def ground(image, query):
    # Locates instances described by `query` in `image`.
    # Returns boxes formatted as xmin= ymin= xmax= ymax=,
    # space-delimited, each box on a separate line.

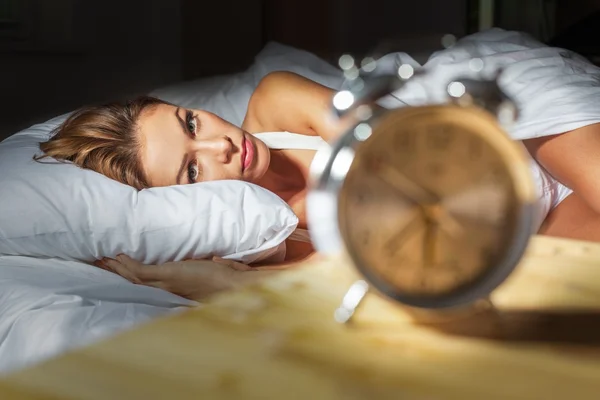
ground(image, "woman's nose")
xmin=194 ymin=136 xmax=233 ymax=163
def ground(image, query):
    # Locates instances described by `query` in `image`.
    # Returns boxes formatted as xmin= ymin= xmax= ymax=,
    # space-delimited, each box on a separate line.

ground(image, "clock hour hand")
xmin=374 ymin=161 xmax=439 ymax=205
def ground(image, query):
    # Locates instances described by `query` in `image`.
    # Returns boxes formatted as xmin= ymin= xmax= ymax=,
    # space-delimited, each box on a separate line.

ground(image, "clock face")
xmin=338 ymin=107 xmax=526 ymax=306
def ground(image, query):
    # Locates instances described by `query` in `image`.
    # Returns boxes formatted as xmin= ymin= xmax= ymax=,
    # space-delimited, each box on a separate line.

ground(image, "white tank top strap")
xmin=253 ymin=131 xmax=329 ymax=151
xmin=288 ymin=228 xmax=312 ymax=243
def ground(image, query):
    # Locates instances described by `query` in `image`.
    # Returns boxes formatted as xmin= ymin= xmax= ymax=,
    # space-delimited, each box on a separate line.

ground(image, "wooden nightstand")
xmin=1 ymin=235 xmax=600 ymax=399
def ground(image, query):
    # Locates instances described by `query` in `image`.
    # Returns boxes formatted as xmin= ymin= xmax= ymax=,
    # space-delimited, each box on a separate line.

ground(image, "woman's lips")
xmin=242 ymin=134 xmax=254 ymax=172
xmin=241 ymin=136 xmax=246 ymax=171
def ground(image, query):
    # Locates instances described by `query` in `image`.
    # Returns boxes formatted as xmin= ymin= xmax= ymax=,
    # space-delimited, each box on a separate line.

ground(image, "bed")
xmin=2 ymin=27 xmax=600 ymax=377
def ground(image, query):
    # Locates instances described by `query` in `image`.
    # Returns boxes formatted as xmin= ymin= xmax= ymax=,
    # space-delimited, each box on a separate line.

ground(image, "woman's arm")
xmin=95 ymin=253 xmax=321 ymax=301
xmin=96 ymin=255 xmax=282 ymax=301
xmin=244 ymin=71 xmax=346 ymax=143
xmin=523 ymin=123 xmax=600 ymax=214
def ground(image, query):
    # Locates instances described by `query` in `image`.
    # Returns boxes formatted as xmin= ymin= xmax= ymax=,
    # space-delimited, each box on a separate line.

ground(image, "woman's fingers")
xmin=101 ymin=257 xmax=143 ymax=284
xmin=93 ymin=260 xmax=107 ymax=271
xmin=92 ymin=254 xmax=288 ymax=300
xmin=212 ymin=257 xmax=252 ymax=271
xmin=98 ymin=254 xmax=165 ymax=285
xmin=211 ymin=257 xmax=296 ymax=271
xmin=251 ymin=264 xmax=295 ymax=271
xmin=211 ymin=257 xmax=282 ymax=286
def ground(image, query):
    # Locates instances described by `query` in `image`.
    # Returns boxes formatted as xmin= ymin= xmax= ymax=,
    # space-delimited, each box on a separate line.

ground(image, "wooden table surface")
xmin=1 ymin=234 xmax=600 ymax=400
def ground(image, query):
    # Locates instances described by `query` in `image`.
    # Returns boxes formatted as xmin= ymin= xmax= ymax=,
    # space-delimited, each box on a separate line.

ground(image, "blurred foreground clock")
xmin=307 ymin=60 xmax=538 ymax=323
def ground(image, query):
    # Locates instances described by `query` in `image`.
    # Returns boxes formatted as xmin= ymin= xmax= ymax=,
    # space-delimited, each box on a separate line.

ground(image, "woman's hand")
xmin=94 ymin=255 xmax=282 ymax=301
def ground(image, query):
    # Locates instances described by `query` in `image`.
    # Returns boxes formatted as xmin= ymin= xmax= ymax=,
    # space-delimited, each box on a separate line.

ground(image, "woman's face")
xmin=137 ymin=104 xmax=270 ymax=187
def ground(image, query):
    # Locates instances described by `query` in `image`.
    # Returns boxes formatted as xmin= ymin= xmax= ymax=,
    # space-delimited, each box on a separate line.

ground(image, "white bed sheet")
xmin=0 ymin=255 xmax=194 ymax=375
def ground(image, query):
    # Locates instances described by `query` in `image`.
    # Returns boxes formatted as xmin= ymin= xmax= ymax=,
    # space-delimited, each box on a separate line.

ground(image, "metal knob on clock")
xmin=333 ymin=74 xmax=406 ymax=119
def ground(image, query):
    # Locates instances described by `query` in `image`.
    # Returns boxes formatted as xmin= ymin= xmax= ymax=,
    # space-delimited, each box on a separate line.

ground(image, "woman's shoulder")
xmin=242 ymin=72 xmax=293 ymax=133
xmin=242 ymin=71 xmax=338 ymax=139
xmin=244 ymin=71 xmax=309 ymax=120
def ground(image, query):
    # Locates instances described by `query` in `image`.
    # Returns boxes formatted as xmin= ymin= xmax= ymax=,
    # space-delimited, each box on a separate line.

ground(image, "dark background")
xmin=1 ymin=0 xmax=599 ymax=141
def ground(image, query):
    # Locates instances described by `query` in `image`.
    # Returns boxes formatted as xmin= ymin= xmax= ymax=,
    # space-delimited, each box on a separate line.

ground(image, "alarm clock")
xmin=307 ymin=59 xmax=538 ymax=323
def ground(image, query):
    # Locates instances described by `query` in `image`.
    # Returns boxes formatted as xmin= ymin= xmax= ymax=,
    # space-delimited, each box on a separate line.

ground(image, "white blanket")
xmin=0 ymin=255 xmax=194 ymax=374
xmin=374 ymin=28 xmax=600 ymax=141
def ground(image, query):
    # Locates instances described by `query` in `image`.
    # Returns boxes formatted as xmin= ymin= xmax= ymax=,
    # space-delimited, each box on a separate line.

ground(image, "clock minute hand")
xmin=423 ymin=218 xmax=438 ymax=267
xmin=436 ymin=209 xmax=465 ymax=239
xmin=384 ymin=210 xmax=423 ymax=256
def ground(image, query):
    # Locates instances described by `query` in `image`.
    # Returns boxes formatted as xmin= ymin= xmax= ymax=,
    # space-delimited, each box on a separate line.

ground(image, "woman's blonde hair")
xmin=34 ymin=96 xmax=167 ymax=190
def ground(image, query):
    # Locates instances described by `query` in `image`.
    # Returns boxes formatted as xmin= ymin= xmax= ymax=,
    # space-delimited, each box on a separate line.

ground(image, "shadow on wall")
xmin=0 ymin=0 xmax=183 ymax=141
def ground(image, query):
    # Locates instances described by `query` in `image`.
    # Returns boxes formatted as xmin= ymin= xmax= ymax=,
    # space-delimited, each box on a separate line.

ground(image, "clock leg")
xmin=334 ymin=280 xmax=370 ymax=324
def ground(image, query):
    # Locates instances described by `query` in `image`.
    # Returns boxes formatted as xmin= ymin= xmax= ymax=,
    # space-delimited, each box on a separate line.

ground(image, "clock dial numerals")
xmin=352 ymin=191 xmax=367 ymax=206
xmin=389 ymin=130 xmax=417 ymax=170
xmin=424 ymin=161 xmax=445 ymax=179
xmin=467 ymin=136 xmax=483 ymax=161
xmin=394 ymin=130 xmax=416 ymax=152
xmin=426 ymin=126 xmax=454 ymax=150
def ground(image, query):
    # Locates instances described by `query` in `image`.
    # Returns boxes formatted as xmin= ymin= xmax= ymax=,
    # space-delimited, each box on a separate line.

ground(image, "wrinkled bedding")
xmin=0 ymin=255 xmax=194 ymax=374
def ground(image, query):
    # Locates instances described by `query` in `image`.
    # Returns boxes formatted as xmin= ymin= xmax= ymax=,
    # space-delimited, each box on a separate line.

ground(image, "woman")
xmin=37 ymin=70 xmax=600 ymax=300
xmin=37 ymin=71 xmax=345 ymax=299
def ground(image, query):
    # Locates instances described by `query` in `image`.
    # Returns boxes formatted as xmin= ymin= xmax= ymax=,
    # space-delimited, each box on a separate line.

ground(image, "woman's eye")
xmin=188 ymin=161 xmax=200 ymax=183
xmin=186 ymin=111 xmax=198 ymax=136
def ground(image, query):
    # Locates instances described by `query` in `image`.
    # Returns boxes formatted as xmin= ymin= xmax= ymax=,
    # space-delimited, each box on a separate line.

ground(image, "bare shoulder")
xmin=242 ymin=71 xmax=341 ymax=141
xmin=243 ymin=72 xmax=302 ymax=133
xmin=252 ymin=71 xmax=332 ymax=98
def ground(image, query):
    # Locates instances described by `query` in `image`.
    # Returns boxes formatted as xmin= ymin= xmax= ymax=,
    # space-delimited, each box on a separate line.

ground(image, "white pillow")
xmin=0 ymin=114 xmax=298 ymax=265
xmin=0 ymin=41 xmax=345 ymax=265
